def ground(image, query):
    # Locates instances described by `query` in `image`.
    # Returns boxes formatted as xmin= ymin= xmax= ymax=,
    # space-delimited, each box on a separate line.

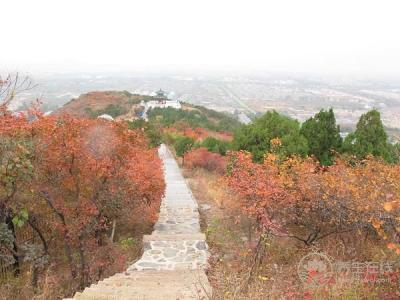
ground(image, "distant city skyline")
xmin=1 ymin=0 xmax=400 ymax=78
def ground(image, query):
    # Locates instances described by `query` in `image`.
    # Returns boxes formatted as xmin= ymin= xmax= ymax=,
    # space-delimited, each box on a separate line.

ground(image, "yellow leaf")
xmin=372 ymin=219 xmax=381 ymax=229
xmin=383 ymin=202 xmax=393 ymax=212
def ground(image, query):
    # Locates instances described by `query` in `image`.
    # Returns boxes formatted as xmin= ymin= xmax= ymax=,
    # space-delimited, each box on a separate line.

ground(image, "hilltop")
xmin=58 ymin=91 xmax=242 ymax=132
xmin=57 ymin=90 xmax=242 ymax=153
xmin=57 ymin=90 xmax=152 ymax=120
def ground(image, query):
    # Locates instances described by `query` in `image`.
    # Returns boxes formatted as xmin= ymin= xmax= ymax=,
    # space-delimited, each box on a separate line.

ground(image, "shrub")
xmin=173 ymin=136 xmax=195 ymax=158
xmin=233 ymin=110 xmax=308 ymax=162
xmin=185 ymin=147 xmax=227 ymax=174
xmin=197 ymin=136 xmax=231 ymax=155
xmin=226 ymin=151 xmax=400 ymax=252
xmin=85 ymin=104 xmax=128 ymax=119
xmin=127 ymin=120 xmax=162 ymax=147
xmin=147 ymin=106 xmax=241 ymax=132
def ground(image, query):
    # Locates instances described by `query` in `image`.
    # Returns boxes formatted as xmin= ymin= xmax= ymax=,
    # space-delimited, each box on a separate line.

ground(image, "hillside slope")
xmin=57 ymin=91 xmax=150 ymax=119
xmin=148 ymin=103 xmax=242 ymax=132
xmin=58 ymin=92 xmax=242 ymax=134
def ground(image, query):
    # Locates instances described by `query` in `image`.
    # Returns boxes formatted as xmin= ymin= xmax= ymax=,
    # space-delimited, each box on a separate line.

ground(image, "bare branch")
xmin=0 ymin=72 xmax=37 ymax=108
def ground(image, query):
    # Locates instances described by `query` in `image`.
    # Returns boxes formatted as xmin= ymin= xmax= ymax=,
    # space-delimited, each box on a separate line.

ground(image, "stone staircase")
xmin=68 ymin=144 xmax=211 ymax=300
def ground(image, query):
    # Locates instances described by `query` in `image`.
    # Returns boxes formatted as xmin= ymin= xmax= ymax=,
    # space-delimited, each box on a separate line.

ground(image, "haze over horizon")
xmin=1 ymin=0 xmax=400 ymax=79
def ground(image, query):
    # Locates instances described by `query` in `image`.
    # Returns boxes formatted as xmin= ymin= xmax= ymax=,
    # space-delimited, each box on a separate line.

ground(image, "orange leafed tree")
xmin=226 ymin=149 xmax=400 ymax=252
xmin=225 ymin=151 xmax=288 ymax=235
xmin=0 ymin=109 xmax=165 ymax=288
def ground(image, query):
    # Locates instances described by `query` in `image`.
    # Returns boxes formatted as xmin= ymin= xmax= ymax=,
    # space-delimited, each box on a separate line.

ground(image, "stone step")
xmin=131 ymin=238 xmax=208 ymax=271
xmin=73 ymin=270 xmax=211 ymax=300
xmin=143 ymin=233 xmax=206 ymax=242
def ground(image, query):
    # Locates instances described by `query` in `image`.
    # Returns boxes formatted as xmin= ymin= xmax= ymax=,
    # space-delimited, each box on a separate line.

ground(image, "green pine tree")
xmin=233 ymin=110 xmax=308 ymax=162
xmin=174 ymin=136 xmax=195 ymax=166
xmin=300 ymin=108 xmax=342 ymax=165
xmin=343 ymin=109 xmax=397 ymax=163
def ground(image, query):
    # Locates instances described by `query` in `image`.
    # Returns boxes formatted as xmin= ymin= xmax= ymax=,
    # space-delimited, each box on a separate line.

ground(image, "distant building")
xmin=155 ymin=89 xmax=168 ymax=100
xmin=140 ymin=89 xmax=181 ymax=120
xmin=145 ymin=99 xmax=181 ymax=110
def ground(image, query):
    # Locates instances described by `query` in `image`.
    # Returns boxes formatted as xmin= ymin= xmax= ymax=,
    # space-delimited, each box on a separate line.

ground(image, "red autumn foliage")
xmin=0 ymin=108 xmax=165 ymax=292
xmin=185 ymin=147 xmax=227 ymax=174
xmin=225 ymin=151 xmax=287 ymax=234
xmin=226 ymin=150 xmax=400 ymax=250
xmin=183 ymin=127 xmax=208 ymax=141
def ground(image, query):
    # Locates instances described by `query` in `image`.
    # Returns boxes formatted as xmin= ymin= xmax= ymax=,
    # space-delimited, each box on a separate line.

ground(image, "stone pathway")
xmin=69 ymin=144 xmax=211 ymax=300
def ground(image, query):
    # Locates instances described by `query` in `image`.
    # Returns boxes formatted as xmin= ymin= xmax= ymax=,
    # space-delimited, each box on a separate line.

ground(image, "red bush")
xmin=185 ymin=147 xmax=227 ymax=174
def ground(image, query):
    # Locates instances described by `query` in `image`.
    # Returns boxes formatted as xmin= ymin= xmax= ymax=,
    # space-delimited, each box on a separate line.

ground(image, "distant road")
xmin=219 ymin=84 xmax=257 ymax=115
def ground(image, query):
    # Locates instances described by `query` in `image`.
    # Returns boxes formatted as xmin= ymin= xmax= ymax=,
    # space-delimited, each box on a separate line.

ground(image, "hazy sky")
xmin=1 ymin=0 xmax=400 ymax=77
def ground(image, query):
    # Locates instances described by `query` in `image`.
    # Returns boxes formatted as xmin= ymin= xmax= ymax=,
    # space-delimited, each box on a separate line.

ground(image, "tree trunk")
xmin=28 ymin=217 xmax=48 ymax=255
xmin=42 ymin=191 xmax=77 ymax=278
xmin=31 ymin=263 xmax=39 ymax=291
xmin=110 ymin=219 xmax=116 ymax=243
xmin=247 ymin=219 xmax=252 ymax=242
xmin=78 ymin=236 xmax=87 ymax=289
xmin=5 ymin=210 xmax=20 ymax=277
xmin=64 ymin=239 xmax=76 ymax=278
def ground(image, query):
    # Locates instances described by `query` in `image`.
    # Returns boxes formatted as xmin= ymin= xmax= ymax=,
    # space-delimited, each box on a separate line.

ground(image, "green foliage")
xmin=233 ymin=110 xmax=308 ymax=162
xmin=12 ymin=208 xmax=28 ymax=228
xmin=127 ymin=120 xmax=162 ymax=148
xmin=195 ymin=137 xmax=231 ymax=155
xmin=393 ymin=143 xmax=400 ymax=159
xmin=174 ymin=136 xmax=195 ymax=157
xmin=162 ymin=131 xmax=181 ymax=145
xmin=0 ymin=137 xmax=34 ymax=197
xmin=147 ymin=106 xmax=241 ymax=132
xmin=127 ymin=98 xmax=141 ymax=105
xmin=279 ymin=131 xmax=309 ymax=158
xmin=119 ymin=237 xmax=136 ymax=250
xmin=205 ymin=218 xmax=220 ymax=241
xmin=85 ymin=104 xmax=128 ymax=119
xmin=121 ymin=90 xmax=132 ymax=97
xmin=0 ymin=223 xmax=15 ymax=264
xmin=343 ymin=109 xmax=397 ymax=163
xmin=300 ymin=108 xmax=342 ymax=165
xmin=192 ymin=104 xmax=242 ymax=131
